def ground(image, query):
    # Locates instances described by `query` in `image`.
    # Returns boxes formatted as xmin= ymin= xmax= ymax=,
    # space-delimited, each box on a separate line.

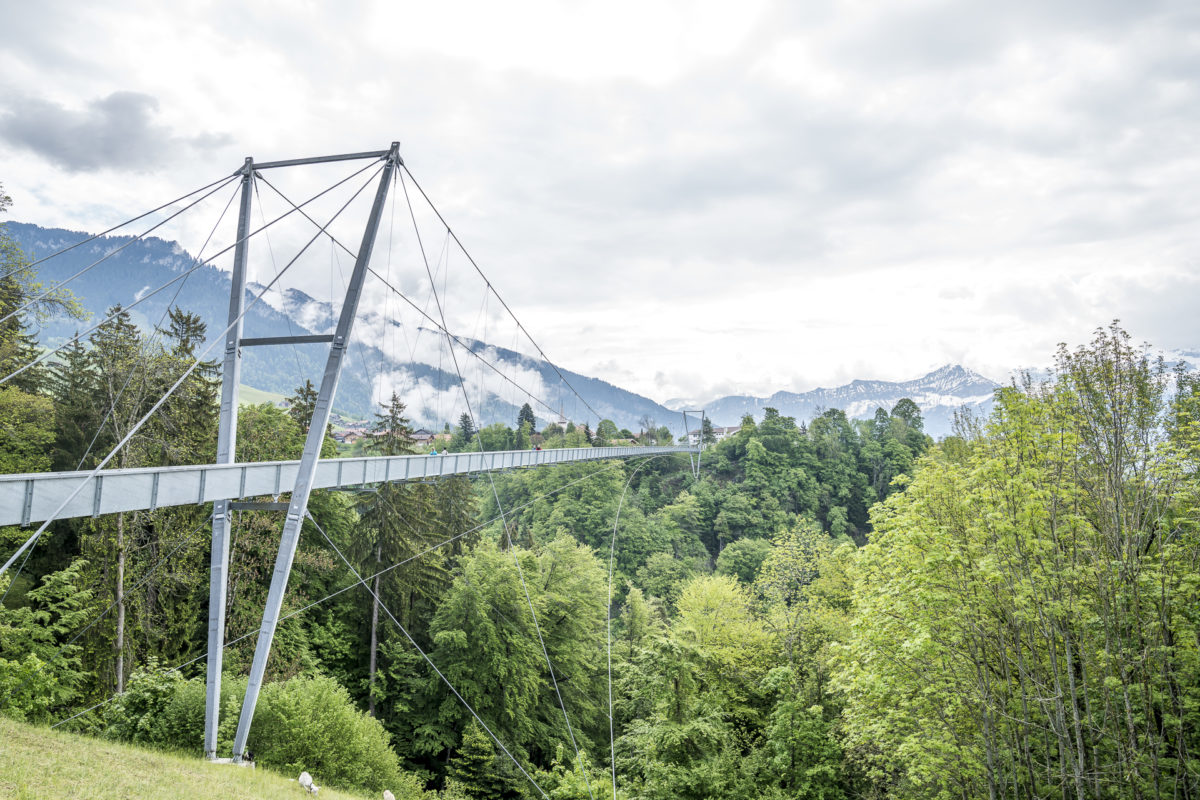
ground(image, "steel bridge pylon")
xmin=204 ymin=143 xmax=401 ymax=761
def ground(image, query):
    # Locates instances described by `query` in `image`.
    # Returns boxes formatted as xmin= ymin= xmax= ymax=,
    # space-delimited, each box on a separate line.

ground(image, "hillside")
xmin=0 ymin=717 xmax=374 ymax=800
xmin=8 ymin=221 xmax=686 ymax=434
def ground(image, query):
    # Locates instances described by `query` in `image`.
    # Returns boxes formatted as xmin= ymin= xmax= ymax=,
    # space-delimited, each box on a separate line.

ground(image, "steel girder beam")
xmin=0 ymin=446 xmax=694 ymax=527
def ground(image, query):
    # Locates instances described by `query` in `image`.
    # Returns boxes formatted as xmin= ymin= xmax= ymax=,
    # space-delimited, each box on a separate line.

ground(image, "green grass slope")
xmin=237 ymin=384 xmax=290 ymax=408
xmin=0 ymin=717 xmax=372 ymax=800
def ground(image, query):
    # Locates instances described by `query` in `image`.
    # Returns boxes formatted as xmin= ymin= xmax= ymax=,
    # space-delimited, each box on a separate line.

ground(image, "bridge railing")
xmin=0 ymin=445 xmax=695 ymax=527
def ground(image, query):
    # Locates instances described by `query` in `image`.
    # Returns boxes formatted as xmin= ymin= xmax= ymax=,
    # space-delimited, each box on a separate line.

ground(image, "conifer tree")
xmin=359 ymin=393 xmax=443 ymax=714
xmin=516 ymin=402 xmax=536 ymax=433
xmin=515 ymin=420 xmax=532 ymax=450
xmin=436 ymin=475 xmax=478 ymax=558
xmin=369 ymin=392 xmax=415 ymax=456
xmin=154 ymin=307 xmax=219 ymax=464
xmin=84 ymin=305 xmax=150 ymax=693
xmin=288 ymin=379 xmax=319 ymax=432
xmin=445 ymin=718 xmax=509 ymax=800
xmin=456 ymin=412 xmax=476 ymax=445
xmin=49 ymin=337 xmax=97 ymax=471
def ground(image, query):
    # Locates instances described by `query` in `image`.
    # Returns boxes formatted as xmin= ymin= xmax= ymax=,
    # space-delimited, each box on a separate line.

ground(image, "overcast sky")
xmin=2 ymin=0 xmax=1198 ymax=405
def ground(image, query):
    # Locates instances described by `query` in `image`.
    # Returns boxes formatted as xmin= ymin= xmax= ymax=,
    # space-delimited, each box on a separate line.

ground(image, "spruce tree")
xmin=445 ymin=719 xmax=508 ymax=800
xmin=369 ymin=392 xmax=415 ymax=456
xmin=155 ymin=307 xmax=219 ymax=464
xmin=49 ymin=336 xmax=98 ymax=470
xmin=288 ymin=379 xmax=319 ymax=432
xmin=516 ymin=402 xmax=536 ymax=433
xmin=457 ymin=412 xmax=476 ymax=444
xmin=358 ymin=392 xmax=446 ymax=713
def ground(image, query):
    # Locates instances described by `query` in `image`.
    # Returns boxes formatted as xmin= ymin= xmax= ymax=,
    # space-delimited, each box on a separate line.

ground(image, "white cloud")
xmin=2 ymin=0 xmax=1198 ymax=404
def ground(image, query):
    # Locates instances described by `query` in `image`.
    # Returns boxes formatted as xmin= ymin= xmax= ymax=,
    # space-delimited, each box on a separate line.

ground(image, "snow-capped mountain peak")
xmin=700 ymin=365 xmax=1002 ymax=437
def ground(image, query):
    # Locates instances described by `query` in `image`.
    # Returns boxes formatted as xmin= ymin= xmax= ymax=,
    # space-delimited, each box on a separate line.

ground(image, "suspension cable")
xmin=252 ymin=176 xmax=308 ymax=385
xmin=50 ymin=454 xmax=656 ymax=731
xmin=403 ymin=172 xmax=595 ymax=800
xmin=76 ymin=178 xmax=242 ymax=473
xmin=0 ymin=181 xmax=242 ymax=605
xmin=0 ymin=174 xmax=241 ymax=328
xmin=305 ymin=512 xmax=549 ymax=799
xmin=0 ymin=164 xmax=385 ymax=578
xmin=400 ymin=163 xmax=604 ymax=427
xmin=250 ymin=172 xmax=567 ymax=423
xmin=7 ymin=512 xmax=215 ymax=701
xmin=0 ymin=171 xmax=241 ymax=284
xmin=0 ymin=157 xmax=383 ymax=389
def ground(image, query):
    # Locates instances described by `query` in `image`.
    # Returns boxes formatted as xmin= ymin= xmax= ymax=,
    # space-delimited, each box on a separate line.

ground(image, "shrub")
xmin=103 ymin=665 xmax=244 ymax=754
xmin=714 ymin=537 xmax=772 ymax=584
xmin=102 ymin=659 xmax=185 ymax=745
xmin=250 ymin=674 xmax=403 ymax=794
xmin=103 ymin=668 xmax=424 ymax=796
xmin=156 ymin=674 xmax=246 ymax=753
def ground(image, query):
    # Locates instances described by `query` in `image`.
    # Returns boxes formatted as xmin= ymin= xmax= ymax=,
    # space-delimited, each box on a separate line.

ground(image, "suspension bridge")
xmin=0 ymin=141 xmax=703 ymax=795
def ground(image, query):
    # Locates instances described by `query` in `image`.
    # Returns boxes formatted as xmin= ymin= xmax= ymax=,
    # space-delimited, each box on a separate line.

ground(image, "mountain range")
xmin=9 ymin=221 xmax=1042 ymax=437
xmin=7 ymin=222 xmax=689 ymax=433
xmin=669 ymin=364 xmax=1000 ymax=437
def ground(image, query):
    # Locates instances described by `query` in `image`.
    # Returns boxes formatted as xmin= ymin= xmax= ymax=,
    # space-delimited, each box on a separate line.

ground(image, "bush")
xmin=157 ymin=673 xmax=246 ymax=753
xmin=103 ymin=664 xmax=243 ymax=753
xmin=102 ymin=659 xmax=185 ymax=745
xmin=103 ymin=668 xmax=424 ymax=796
xmin=250 ymin=674 xmax=403 ymax=794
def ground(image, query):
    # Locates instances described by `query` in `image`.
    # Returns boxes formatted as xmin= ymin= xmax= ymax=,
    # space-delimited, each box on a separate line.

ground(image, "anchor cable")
xmin=0 ymin=174 xmax=241 ymax=328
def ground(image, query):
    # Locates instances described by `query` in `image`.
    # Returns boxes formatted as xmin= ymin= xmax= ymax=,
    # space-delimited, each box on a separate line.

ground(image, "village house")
xmin=686 ymin=425 xmax=741 ymax=446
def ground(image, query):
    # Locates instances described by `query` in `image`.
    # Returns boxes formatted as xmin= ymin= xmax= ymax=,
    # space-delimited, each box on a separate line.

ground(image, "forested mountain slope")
xmin=6 ymin=221 xmax=685 ymax=432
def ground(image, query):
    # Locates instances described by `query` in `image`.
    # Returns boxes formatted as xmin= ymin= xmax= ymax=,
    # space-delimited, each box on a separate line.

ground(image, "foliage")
xmin=714 ymin=536 xmax=772 ymax=584
xmin=759 ymin=668 xmax=845 ymax=800
xmin=370 ymin=391 xmax=417 ymax=455
xmin=453 ymin=412 xmax=477 ymax=448
xmin=0 ymin=560 xmax=95 ymax=721
xmin=414 ymin=537 xmax=607 ymax=768
xmin=837 ymin=324 xmax=1200 ymax=799
xmin=102 ymin=658 xmax=188 ymax=744
xmin=517 ymin=402 xmax=537 ymax=433
xmin=250 ymin=675 xmax=405 ymax=794
xmin=444 ymin=717 xmax=516 ymax=799
xmin=8 ymin=241 xmax=1196 ymax=800
xmin=0 ymin=385 xmax=54 ymax=473
xmin=530 ymin=745 xmax=625 ymax=800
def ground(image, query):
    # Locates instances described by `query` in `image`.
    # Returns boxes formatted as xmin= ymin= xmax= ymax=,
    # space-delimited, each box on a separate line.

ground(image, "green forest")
xmin=2 ymin=190 xmax=1199 ymax=799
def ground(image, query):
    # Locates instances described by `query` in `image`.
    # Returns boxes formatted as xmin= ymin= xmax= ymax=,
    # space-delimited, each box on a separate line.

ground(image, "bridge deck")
xmin=0 ymin=446 xmax=694 ymax=527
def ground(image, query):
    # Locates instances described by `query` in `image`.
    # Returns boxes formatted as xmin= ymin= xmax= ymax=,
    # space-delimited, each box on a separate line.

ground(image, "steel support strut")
xmin=231 ymin=143 xmax=401 ymax=761
xmin=205 ymin=159 xmax=253 ymax=759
